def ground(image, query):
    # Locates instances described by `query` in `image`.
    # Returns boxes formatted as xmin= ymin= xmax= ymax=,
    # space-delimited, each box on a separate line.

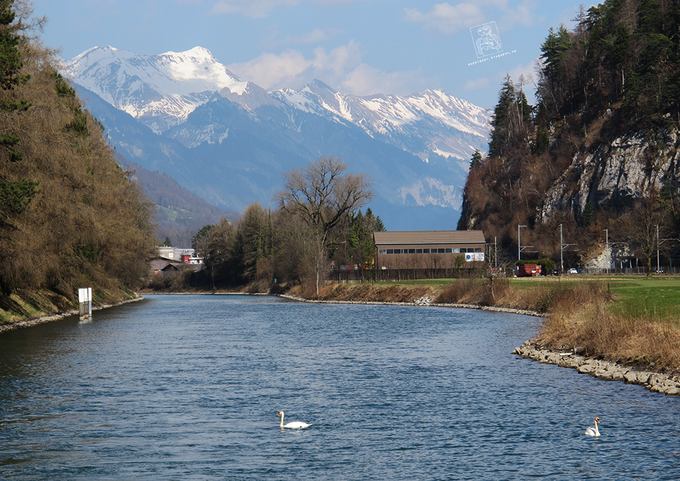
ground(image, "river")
xmin=1 ymin=294 xmax=679 ymax=480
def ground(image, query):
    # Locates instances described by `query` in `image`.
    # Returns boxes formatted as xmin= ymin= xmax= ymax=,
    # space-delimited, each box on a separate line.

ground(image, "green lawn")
xmin=510 ymin=276 xmax=680 ymax=320
xmin=605 ymin=278 xmax=680 ymax=320
xmin=372 ymin=279 xmax=456 ymax=288
xmin=379 ymin=276 xmax=680 ymax=321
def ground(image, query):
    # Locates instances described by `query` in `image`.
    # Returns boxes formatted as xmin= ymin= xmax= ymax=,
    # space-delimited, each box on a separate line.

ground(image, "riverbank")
xmin=514 ymin=340 xmax=680 ymax=396
xmin=0 ymin=289 xmax=145 ymax=334
xmin=288 ymin=280 xmax=680 ymax=396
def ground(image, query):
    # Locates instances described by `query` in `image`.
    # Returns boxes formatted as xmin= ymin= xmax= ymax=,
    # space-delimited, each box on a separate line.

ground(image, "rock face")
xmin=538 ymin=129 xmax=680 ymax=224
xmin=513 ymin=341 xmax=680 ymax=396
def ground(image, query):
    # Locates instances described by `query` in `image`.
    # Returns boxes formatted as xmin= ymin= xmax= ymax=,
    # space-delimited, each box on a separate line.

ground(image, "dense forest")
xmin=151 ymin=156 xmax=384 ymax=295
xmin=0 ymin=0 xmax=156 ymax=301
xmin=458 ymin=0 xmax=680 ymax=272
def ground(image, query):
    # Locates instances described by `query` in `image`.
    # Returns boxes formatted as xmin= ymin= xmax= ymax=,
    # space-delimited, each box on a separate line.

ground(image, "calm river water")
xmin=1 ymin=295 xmax=679 ymax=480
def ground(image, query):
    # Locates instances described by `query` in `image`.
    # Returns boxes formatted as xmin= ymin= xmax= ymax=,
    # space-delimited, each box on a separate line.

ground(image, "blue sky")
xmin=32 ymin=0 xmax=600 ymax=109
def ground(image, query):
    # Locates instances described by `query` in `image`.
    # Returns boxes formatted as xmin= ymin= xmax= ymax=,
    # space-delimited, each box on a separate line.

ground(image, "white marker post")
xmin=78 ymin=287 xmax=92 ymax=320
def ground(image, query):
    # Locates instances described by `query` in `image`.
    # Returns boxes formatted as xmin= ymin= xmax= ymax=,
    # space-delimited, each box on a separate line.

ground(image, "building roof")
xmin=373 ymin=230 xmax=485 ymax=245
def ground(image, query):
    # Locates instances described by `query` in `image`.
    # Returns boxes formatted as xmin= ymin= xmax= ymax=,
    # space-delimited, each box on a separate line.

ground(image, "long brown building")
xmin=373 ymin=230 xmax=486 ymax=269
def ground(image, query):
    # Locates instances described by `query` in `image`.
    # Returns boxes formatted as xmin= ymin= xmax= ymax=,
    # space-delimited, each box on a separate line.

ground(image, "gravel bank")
xmin=514 ymin=340 xmax=680 ymax=396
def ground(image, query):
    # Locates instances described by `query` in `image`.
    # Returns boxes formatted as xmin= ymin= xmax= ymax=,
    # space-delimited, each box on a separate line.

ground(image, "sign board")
xmin=78 ymin=287 xmax=92 ymax=320
xmin=465 ymin=253 xmax=485 ymax=262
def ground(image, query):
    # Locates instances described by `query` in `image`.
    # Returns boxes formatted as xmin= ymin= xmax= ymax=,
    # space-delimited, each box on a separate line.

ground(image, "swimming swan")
xmin=277 ymin=411 xmax=312 ymax=429
xmin=585 ymin=417 xmax=601 ymax=437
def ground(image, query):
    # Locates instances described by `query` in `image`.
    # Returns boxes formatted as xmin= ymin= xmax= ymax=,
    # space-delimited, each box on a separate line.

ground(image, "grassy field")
xmin=363 ymin=275 xmax=680 ymax=369
xmin=508 ymin=276 xmax=680 ymax=323
xmin=376 ymin=276 xmax=680 ymax=322
xmin=605 ymin=278 xmax=680 ymax=323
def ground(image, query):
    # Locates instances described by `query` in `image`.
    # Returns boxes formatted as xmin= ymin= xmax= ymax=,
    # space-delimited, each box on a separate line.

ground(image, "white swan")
xmin=585 ymin=417 xmax=601 ymax=437
xmin=277 ymin=411 xmax=312 ymax=429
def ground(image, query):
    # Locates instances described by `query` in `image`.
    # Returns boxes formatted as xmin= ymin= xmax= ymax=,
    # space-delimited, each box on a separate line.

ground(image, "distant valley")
xmin=63 ymin=46 xmax=491 ymax=233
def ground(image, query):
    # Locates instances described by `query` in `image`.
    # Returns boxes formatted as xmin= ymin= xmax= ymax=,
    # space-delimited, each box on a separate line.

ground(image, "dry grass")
xmin=299 ymin=279 xmax=680 ymax=372
xmin=316 ymin=283 xmax=433 ymax=303
xmin=435 ymin=278 xmax=510 ymax=306
xmin=540 ymin=308 xmax=680 ymax=371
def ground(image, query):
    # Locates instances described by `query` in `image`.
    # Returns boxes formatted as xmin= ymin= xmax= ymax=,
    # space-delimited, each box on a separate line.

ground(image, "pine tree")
xmin=469 ymin=150 xmax=482 ymax=169
xmin=0 ymin=0 xmax=36 ymax=229
xmin=489 ymin=75 xmax=532 ymax=158
xmin=488 ymin=75 xmax=516 ymax=158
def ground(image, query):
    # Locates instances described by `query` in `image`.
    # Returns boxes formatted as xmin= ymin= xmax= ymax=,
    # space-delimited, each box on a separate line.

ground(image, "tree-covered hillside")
xmin=0 ymin=0 xmax=156 ymax=300
xmin=459 ymin=0 xmax=680 ymax=271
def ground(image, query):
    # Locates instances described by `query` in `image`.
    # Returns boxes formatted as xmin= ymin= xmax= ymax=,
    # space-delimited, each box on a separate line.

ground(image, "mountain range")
xmin=62 ymin=46 xmax=491 ymax=231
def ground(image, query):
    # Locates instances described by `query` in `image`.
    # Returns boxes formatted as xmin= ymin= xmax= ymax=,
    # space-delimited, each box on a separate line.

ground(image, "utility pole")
xmin=518 ymin=225 xmax=527 ymax=261
xmin=560 ymin=224 xmax=564 ymax=274
xmin=495 ymin=236 xmax=497 ymax=268
xmin=656 ymin=224 xmax=660 ymax=273
xmin=560 ymin=223 xmax=577 ymax=275
xmin=605 ymin=229 xmax=609 ymax=275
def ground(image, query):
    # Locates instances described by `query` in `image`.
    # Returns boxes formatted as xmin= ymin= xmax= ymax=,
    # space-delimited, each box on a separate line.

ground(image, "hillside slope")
xmin=458 ymin=0 xmax=680 ymax=272
xmin=0 ymin=3 xmax=156 ymax=304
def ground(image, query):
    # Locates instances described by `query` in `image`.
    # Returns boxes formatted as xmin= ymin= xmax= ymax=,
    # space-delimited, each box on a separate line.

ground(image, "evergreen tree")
xmin=488 ymin=75 xmax=516 ymax=158
xmin=469 ymin=149 xmax=482 ymax=169
xmin=489 ymin=75 xmax=532 ymax=158
xmin=0 ymin=0 xmax=35 ymax=229
xmin=581 ymin=201 xmax=595 ymax=227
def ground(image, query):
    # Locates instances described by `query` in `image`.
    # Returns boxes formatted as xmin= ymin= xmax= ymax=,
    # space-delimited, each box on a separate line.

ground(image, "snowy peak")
xmin=62 ymin=46 xmax=249 ymax=132
xmin=272 ymin=81 xmax=491 ymax=160
xmin=64 ymin=46 xmax=490 ymax=160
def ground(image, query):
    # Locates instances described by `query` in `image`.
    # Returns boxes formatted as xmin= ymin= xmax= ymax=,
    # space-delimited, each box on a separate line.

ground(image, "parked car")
xmin=568 ymin=268 xmax=578 ymax=274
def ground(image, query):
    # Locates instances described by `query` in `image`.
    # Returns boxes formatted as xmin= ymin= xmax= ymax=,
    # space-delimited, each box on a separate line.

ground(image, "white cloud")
xmin=281 ymin=27 xmax=332 ymax=45
xmin=404 ymin=3 xmax=486 ymax=35
xmin=463 ymin=77 xmax=491 ymax=91
xmin=507 ymin=61 xmax=538 ymax=89
xmin=227 ymin=41 xmax=435 ymax=95
xmin=227 ymin=41 xmax=362 ymax=90
xmin=210 ymin=0 xmax=298 ymax=18
xmin=506 ymin=59 xmax=540 ymax=102
xmin=499 ymin=0 xmax=538 ymax=31
xmin=208 ymin=0 xmax=377 ymax=17
xmin=404 ymin=0 xmax=537 ymax=35
xmin=228 ymin=50 xmax=314 ymax=89
xmin=342 ymin=64 xmax=431 ymax=96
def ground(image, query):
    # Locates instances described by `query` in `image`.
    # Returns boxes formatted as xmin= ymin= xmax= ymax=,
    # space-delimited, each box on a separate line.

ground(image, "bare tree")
xmin=277 ymin=156 xmax=372 ymax=294
xmin=625 ymin=196 xmax=667 ymax=275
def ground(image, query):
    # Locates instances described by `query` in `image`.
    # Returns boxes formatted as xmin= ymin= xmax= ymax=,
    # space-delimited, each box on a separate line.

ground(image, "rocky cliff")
xmin=538 ymin=128 xmax=680 ymax=224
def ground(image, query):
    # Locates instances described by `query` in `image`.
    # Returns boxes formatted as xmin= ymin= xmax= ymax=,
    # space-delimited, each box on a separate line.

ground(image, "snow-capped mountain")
xmin=63 ymin=46 xmax=490 ymax=161
xmin=272 ymin=80 xmax=490 ymax=162
xmin=63 ymin=46 xmax=492 ymax=230
xmin=62 ymin=46 xmax=249 ymax=133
